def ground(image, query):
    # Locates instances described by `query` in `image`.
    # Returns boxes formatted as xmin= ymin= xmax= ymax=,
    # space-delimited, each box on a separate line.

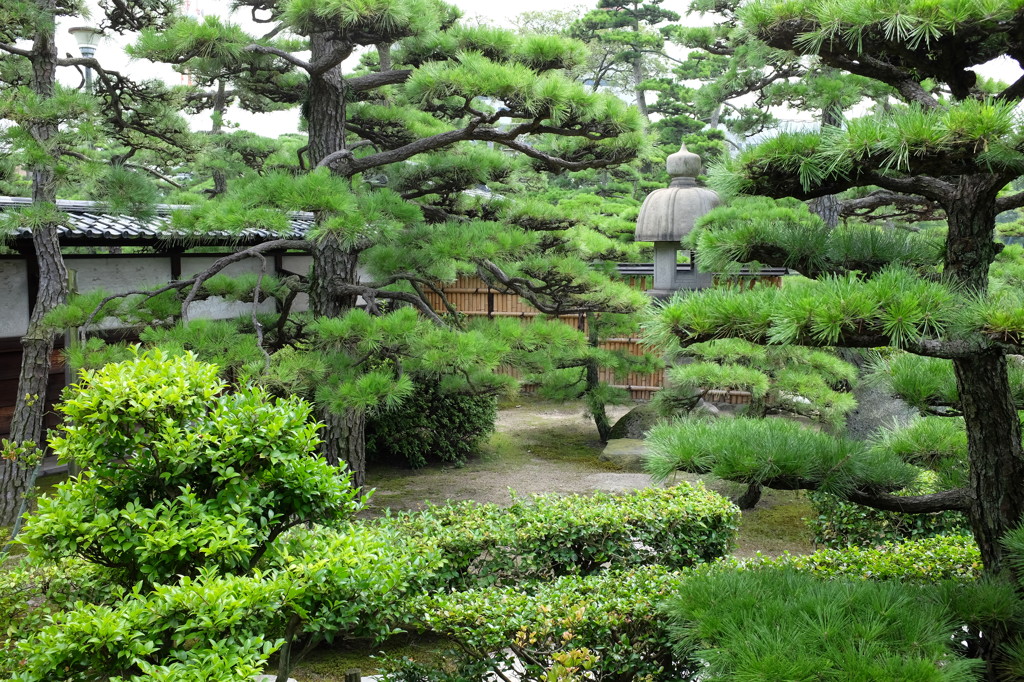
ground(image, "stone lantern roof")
xmin=634 ymin=144 xmax=720 ymax=243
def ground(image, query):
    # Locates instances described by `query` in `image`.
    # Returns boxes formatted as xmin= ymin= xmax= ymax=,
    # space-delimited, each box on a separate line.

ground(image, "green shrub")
xmin=747 ymin=534 xmax=981 ymax=584
xmin=5 ymin=520 xmax=445 ymax=681
xmin=663 ymin=568 xmax=982 ymax=681
xmin=18 ymin=348 xmax=365 ymax=588
xmin=12 ymin=570 xmax=285 ymax=682
xmin=407 ymin=566 xmax=693 ymax=682
xmin=379 ymin=483 xmax=738 ymax=588
xmin=365 ymin=378 xmax=497 ymax=468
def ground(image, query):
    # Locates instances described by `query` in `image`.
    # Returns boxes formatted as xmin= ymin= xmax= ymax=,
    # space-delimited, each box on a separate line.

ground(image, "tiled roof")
xmin=0 ymin=197 xmax=313 ymax=244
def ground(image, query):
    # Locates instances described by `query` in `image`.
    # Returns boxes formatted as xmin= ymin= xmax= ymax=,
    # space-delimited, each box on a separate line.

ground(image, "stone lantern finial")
xmin=666 ymin=143 xmax=702 ymax=179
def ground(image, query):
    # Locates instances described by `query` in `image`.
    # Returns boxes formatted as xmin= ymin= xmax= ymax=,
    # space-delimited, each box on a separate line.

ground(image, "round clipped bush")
xmin=379 ymin=483 xmax=739 ymax=587
xmin=19 ymin=348 xmax=365 ymax=588
xmin=365 ymin=378 xmax=497 ymax=468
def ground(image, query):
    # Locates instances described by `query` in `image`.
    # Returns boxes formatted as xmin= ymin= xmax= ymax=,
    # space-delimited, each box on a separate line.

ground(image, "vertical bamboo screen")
xmin=426 ymin=274 xmax=782 ymax=401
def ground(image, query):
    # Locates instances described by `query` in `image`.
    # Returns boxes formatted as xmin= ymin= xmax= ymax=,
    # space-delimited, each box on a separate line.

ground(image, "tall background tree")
xmin=0 ymin=0 xmax=197 ymax=527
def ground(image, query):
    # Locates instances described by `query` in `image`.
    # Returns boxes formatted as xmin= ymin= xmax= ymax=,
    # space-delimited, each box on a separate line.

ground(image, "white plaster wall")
xmin=281 ymin=255 xmax=313 ymax=313
xmin=0 ymin=259 xmax=30 ymax=338
xmin=68 ymin=257 xmax=171 ymax=294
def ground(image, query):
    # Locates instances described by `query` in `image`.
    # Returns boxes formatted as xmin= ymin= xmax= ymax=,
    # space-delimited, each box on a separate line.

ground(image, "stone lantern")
xmin=635 ymin=144 xmax=720 ymax=298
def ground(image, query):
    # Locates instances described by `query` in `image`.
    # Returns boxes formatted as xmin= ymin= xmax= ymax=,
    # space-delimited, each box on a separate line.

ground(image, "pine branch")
xmin=345 ymin=69 xmax=412 ymax=91
xmin=334 ymin=283 xmax=445 ymax=326
xmin=839 ymin=190 xmax=943 ymax=222
xmin=0 ymin=42 xmax=34 ymax=59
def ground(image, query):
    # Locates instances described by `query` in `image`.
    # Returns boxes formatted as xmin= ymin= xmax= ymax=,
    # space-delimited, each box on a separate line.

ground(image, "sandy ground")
xmin=362 ymin=401 xmax=645 ymax=514
xmin=360 ymin=399 xmax=815 ymax=559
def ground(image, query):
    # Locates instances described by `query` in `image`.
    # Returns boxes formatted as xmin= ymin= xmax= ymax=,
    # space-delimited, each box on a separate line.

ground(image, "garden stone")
xmin=691 ymin=399 xmax=721 ymax=418
xmin=600 ymin=438 xmax=649 ymax=472
xmin=844 ymin=379 xmax=917 ymax=441
xmin=608 ymin=403 xmax=662 ymax=440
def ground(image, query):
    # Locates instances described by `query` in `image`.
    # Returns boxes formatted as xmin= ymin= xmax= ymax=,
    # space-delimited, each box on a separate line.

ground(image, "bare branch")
xmin=244 ymin=44 xmax=312 ymax=72
xmin=0 ymin=42 xmax=33 ymax=59
xmin=252 ymin=252 xmax=272 ymax=372
xmin=345 ymin=68 xmax=413 ymax=92
xmin=335 ymin=283 xmax=446 ymax=326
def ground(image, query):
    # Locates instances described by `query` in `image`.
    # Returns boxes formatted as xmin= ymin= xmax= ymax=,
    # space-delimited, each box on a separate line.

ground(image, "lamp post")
xmin=67 ymin=26 xmax=103 ymax=92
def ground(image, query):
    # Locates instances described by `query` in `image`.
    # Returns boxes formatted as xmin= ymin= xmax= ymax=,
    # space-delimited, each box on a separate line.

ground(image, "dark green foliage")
xmin=365 ymin=378 xmax=497 ymax=468
xmin=808 ymin=488 xmax=971 ymax=549
xmin=663 ymin=568 xmax=982 ymax=681
xmin=377 ymin=483 xmax=738 ymax=588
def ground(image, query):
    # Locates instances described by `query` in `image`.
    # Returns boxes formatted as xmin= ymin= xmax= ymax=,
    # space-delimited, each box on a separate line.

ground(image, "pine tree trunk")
xmin=632 ymin=56 xmax=649 ymax=120
xmin=319 ymin=405 xmax=366 ymax=488
xmin=808 ymin=103 xmax=842 ymax=228
xmin=210 ymin=80 xmax=228 ymax=196
xmin=1 ymin=1 xmax=67 ymax=528
xmin=585 ymin=315 xmax=611 ymax=443
xmin=305 ymin=31 xmax=369 ymax=485
xmin=943 ymin=179 xmax=1024 ymax=580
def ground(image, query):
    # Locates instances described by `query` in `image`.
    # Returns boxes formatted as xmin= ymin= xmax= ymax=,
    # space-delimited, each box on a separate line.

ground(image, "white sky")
xmin=58 ymin=1 xmax=1024 ymax=139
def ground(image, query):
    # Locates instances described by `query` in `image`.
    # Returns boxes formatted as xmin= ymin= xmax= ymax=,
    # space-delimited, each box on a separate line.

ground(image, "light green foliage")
xmin=409 ymin=567 xmax=689 ymax=681
xmin=869 ymin=352 xmax=1024 ymax=412
xmin=718 ymin=100 xmax=1024 ymax=196
xmin=751 ymin=534 xmax=981 ymax=583
xmin=808 ymin=417 xmax=971 ymax=546
xmin=377 ymin=483 xmax=738 ymax=588
xmin=664 ymin=568 xmax=982 ymax=681
xmin=650 ymin=265 xmax=957 ymax=349
xmin=745 ymin=0 xmax=1024 ymax=53
xmin=646 ymin=417 xmax=919 ymax=494
xmin=689 ymin=196 xmax=942 ymax=276
xmin=665 ymin=361 xmax=771 ymax=400
xmin=13 ymin=569 xmax=286 ymax=682
xmin=658 ymin=338 xmax=857 ymax=428
xmin=19 ymin=349 xmax=365 ymax=587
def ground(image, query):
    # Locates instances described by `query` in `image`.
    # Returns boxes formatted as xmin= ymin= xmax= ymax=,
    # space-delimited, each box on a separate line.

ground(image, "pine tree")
xmin=0 ymin=1 xmax=198 ymax=527
xmin=645 ymin=1 xmax=1024 ymax=673
xmin=570 ymin=0 xmax=679 ymax=118
xmin=48 ymin=0 xmax=649 ymax=488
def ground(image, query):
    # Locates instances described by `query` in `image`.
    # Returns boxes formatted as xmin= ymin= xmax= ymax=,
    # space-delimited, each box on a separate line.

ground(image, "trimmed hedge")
xmin=408 ymin=567 xmax=691 ymax=682
xmin=365 ymin=379 xmax=497 ymax=468
xmin=748 ymin=534 xmax=981 ymax=584
xmin=377 ymin=483 xmax=739 ymax=587
xmin=398 ymin=536 xmax=980 ymax=681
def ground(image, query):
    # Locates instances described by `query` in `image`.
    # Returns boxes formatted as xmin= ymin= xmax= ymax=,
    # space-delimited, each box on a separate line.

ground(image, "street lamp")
xmin=67 ymin=26 xmax=103 ymax=91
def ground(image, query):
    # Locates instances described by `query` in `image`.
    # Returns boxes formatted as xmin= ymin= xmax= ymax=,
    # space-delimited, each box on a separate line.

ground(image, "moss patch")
xmin=734 ymin=491 xmax=815 ymax=558
xmin=287 ymin=634 xmax=450 ymax=680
